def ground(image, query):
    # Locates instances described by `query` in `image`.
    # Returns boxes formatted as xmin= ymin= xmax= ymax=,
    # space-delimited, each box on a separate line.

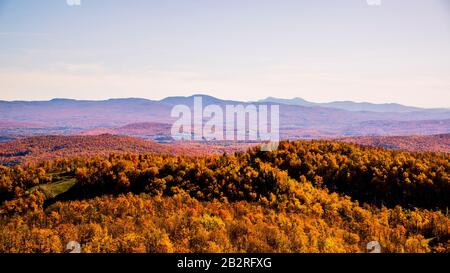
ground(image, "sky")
xmin=0 ymin=0 xmax=449 ymax=108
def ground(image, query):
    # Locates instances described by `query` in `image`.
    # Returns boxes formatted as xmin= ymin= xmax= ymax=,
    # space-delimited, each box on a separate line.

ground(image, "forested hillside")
xmin=0 ymin=140 xmax=448 ymax=253
xmin=336 ymin=134 xmax=449 ymax=153
xmin=0 ymin=135 xmax=250 ymax=166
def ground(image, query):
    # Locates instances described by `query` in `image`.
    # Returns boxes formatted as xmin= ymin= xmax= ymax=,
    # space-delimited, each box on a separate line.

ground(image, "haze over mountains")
xmin=0 ymin=95 xmax=449 ymax=141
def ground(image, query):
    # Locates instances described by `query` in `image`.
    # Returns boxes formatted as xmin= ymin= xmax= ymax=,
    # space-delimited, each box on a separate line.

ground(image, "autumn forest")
xmin=0 ymin=139 xmax=448 ymax=253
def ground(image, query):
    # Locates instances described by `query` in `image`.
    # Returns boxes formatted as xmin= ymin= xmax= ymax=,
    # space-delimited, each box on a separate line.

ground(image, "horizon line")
xmin=1 ymin=94 xmax=449 ymax=110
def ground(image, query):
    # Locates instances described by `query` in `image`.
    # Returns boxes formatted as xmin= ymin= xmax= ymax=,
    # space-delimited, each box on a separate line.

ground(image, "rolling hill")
xmin=335 ymin=133 xmax=450 ymax=153
xmin=0 ymin=134 xmax=251 ymax=166
xmin=0 ymin=133 xmax=447 ymax=167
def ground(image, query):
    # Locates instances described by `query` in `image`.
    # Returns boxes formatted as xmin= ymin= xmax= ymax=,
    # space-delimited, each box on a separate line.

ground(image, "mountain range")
xmin=0 ymin=95 xmax=449 ymax=141
xmin=258 ymin=97 xmax=450 ymax=113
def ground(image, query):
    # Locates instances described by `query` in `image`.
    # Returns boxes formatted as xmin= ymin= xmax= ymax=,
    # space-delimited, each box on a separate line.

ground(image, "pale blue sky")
xmin=0 ymin=0 xmax=449 ymax=107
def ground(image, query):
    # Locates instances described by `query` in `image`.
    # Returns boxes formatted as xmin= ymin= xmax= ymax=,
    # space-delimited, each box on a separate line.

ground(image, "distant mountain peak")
xmin=107 ymin=98 xmax=152 ymax=103
xmin=159 ymin=94 xmax=238 ymax=105
xmin=259 ymin=97 xmax=315 ymax=107
xmin=50 ymin=98 xmax=77 ymax=102
xmin=49 ymin=98 xmax=78 ymax=104
xmin=259 ymin=97 xmax=434 ymax=113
